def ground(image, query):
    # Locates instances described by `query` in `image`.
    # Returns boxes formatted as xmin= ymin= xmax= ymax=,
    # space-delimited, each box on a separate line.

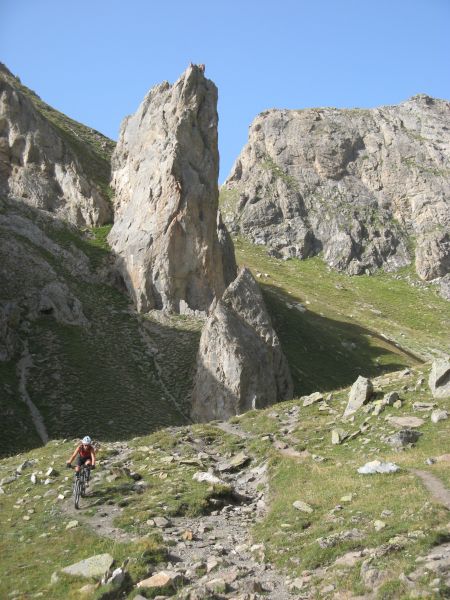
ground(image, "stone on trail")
xmin=65 ymin=520 xmax=79 ymax=530
xmin=61 ymin=553 xmax=114 ymax=579
xmin=357 ymin=460 xmax=400 ymax=474
xmin=293 ymin=500 xmax=314 ymax=513
xmin=431 ymin=409 xmax=448 ymax=423
xmin=193 ymin=471 xmax=224 ymax=485
xmin=217 ymin=451 xmax=250 ymax=473
xmin=386 ymin=415 xmax=425 ymax=428
xmin=153 ymin=516 xmax=171 ymax=528
xmin=343 ymin=376 xmax=373 ymax=417
xmin=137 ymin=570 xmax=184 ymax=590
xmin=429 ymin=359 xmax=450 ymax=399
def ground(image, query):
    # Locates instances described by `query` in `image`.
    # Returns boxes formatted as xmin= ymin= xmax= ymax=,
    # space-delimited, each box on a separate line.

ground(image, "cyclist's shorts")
xmin=76 ymin=456 xmax=90 ymax=467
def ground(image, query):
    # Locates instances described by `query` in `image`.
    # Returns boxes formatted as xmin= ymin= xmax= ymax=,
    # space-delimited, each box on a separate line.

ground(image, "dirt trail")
xmin=58 ymin=434 xmax=296 ymax=599
xmin=411 ymin=469 xmax=450 ymax=510
xmin=17 ymin=342 xmax=49 ymax=444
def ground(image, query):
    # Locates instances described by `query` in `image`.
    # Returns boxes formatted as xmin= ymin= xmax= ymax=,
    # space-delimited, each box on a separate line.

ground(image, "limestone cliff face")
xmin=224 ymin=95 xmax=450 ymax=282
xmin=108 ymin=65 xmax=236 ymax=313
xmin=191 ymin=268 xmax=293 ymax=421
xmin=0 ymin=64 xmax=112 ymax=227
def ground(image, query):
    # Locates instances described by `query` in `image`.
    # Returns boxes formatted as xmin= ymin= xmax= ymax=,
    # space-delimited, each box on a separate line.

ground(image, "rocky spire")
xmin=191 ymin=268 xmax=293 ymax=421
xmin=108 ymin=64 xmax=236 ymax=313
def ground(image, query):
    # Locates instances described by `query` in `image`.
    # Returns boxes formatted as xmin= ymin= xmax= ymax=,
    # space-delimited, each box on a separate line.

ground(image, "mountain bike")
xmin=68 ymin=464 xmax=92 ymax=509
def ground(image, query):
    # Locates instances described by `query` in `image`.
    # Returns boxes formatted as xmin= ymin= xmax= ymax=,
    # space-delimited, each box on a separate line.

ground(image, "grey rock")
xmin=216 ymin=452 xmax=250 ymax=473
xmin=431 ymin=409 xmax=448 ymax=423
xmin=383 ymin=391 xmax=400 ymax=405
xmin=331 ymin=428 xmax=347 ymax=444
xmin=191 ymin=268 xmax=293 ymax=421
xmin=0 ymin=64 xmax=111 ymax=227
xmin=386 ymin=428 xmax=422 ymax=447
xmin=61 ymin=553 xmax=114 ymax=578
xmin=302 ymin=391 xmax=324 ymax=406
xmin=293 ymin=500 xmax=314 ymax=513
xmin=357 ymin=460 xmax=400 ymax=474
xmin=108 ymin=64 xmax=236 ymax=313
xmin=429 ymin=359 xmax=450 ymax=398
xmin=223 ymin=95 xmax=450 ymax=285
xmin=343 ymin=376 xmax=373 ymax=416
xmin=386 ymin=415 xmax=425 ymax=428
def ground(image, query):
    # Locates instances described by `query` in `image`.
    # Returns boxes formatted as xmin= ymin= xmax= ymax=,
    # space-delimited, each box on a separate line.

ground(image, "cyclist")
xmin=66 ymin=436 xmax=96 ymax=476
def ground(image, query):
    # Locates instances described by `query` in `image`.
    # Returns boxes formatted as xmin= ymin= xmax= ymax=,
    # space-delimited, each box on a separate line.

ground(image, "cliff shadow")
xmin=260 ymin=283 xmax=423 ymax=396
xmin=0 ymin=198 xmax=202 ymax=457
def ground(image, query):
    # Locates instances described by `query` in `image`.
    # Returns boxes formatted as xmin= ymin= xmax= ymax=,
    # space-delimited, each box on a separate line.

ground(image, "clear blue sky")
xmin=1 ymin=0 xmax=449 ymax=181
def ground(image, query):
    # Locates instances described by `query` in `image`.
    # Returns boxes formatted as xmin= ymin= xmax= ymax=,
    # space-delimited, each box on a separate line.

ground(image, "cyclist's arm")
xmin=67 ymin=446 xmax=80 ymax=464
xmin=90 ymin=448 xmax=96 ymax=467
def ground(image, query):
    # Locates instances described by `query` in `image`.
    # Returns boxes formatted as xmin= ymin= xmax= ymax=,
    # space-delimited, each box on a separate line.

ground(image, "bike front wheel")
xmin=73 ymin=477 xmax=81 ymax=509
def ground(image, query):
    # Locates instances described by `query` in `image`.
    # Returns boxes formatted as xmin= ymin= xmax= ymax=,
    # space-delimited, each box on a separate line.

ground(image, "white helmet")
xmin=82 ymin=436 xmax=92 ymax=444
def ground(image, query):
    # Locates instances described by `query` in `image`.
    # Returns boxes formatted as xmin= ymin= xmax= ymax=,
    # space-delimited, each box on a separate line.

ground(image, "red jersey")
xmin=78 ymin=444 xmax=94 ymax=458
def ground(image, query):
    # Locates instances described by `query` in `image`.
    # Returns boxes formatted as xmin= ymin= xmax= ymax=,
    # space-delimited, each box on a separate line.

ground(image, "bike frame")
xmin=72 ymin=464 xmax=90 ymax=509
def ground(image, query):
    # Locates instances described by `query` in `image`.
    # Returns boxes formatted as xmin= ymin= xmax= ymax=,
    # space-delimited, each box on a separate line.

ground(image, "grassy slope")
xmin=233 ymin=237 xmax=449 ymax=396
xmin=239 ymin=365 xmax=450 ymax=597
xmin=1 ymin=223 xmax=201 ymax=457
xmin=1 ymin=365 xmax=450 ymax=598
xmin=0 ymin=64 xmax=115 ymax=201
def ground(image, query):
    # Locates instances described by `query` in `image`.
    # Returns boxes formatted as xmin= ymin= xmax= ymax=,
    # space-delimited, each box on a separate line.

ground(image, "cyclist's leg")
xmin=75 ymin=456 xmax=87 ymax=475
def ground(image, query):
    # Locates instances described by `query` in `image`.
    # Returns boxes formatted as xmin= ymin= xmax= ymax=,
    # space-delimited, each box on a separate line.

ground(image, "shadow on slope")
xmin=0 ymin=200 xmax=201 ymax=457
xmin=262 ymin=283 xmax=422 ymax=396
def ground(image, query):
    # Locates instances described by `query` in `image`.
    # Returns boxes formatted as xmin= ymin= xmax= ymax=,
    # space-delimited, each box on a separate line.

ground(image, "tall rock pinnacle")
xmin=108 ymin=64 xmax=236 ymax=313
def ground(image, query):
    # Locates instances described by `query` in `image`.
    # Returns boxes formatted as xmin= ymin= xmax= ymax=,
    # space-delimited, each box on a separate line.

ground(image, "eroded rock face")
xmin=108 ymin=65 xmax=236 ymax=313
xmin=0 ymin=64 xmax=112 ymax=227
xmin=191 ymin=268 xmax=293 ymax=421
xmin=224 ymin=95 xmax=450 ymax=283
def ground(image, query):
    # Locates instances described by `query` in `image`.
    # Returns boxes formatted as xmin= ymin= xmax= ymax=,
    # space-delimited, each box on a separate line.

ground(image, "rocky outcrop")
xmin=108 ymin=65 xmax=236 ymax=313
xmin=191 ymin=268 xmax=293 ymax=421
xmin=0 ymin=63 xmax=112 ymax=227
xmin=223 ymin=95 xmax=450 ymax=283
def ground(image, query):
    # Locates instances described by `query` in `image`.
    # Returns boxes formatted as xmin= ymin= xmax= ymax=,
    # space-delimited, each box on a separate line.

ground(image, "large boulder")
xmin=343 ymin=376 xmax=373 ymax=417
xmin=108 ymin=64 xmax=236 ymax=313
xmin=191 ymin=268 xmax=293 ymax=421
xmin=60 ymin=553 xmax=114 ymax=579
xmin=223 ymin=95 xmax=450 ymax=287
xmin=429 ymin=359 xmax=450 ymax=398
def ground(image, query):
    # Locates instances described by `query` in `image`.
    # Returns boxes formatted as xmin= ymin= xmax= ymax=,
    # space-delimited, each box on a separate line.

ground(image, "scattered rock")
xmin=386 ymin=428 xmax=422 ymax=448
xmin=293 ymin=500 xmax=314 ymax=513
xmin=302 ymin=392 xmax=324 ymax=407
xmin=413 ymin=402 xmax=436 ymax=411
xmin=386 ymin=415 xmax=425 ymax=428
xmin=343 ymin=376 xmax=373 ymax=417
xmin=431 ymin=409 xmax=448 ymax=423
xmin=217 ymin=452 xmax=250 ymax=473
xmin=374 ymin=520 xmax=386 ymax=531
xmin=331 ymin=428 xmax=347 ymax=445
xmin=193 ymin=472 xmax=224 ymax=485
xmin=61 ymin=553 xmax=114 ymax=579
xmin=65 ymin=520 xmax=79 ymax=530
xmin=137 ymin=570 xmax=184 ymax=591
xmin=357 ymin=460 xmax=400 ymax=474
